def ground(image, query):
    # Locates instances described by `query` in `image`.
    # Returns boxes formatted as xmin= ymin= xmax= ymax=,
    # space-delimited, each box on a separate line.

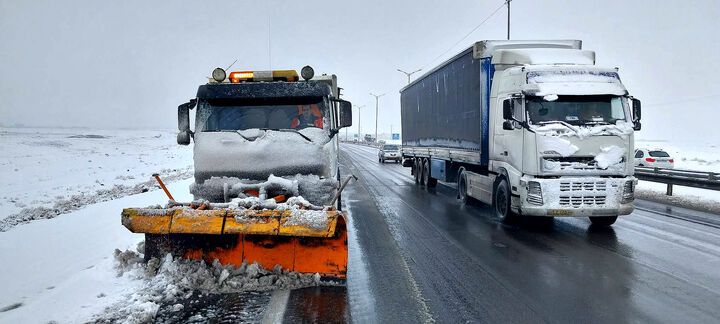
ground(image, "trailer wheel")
xmin=589 ymin=216 xmax=618 ymax=226
xmin=413 ymin=159 xmax=421 ymax=184
xmin=494 ymin=177 xmax=515 ymax=223
xmin=423 ymin=159 xmax=437 ymax=188
xmin=458 ymin=168 xmax=469 ymax=203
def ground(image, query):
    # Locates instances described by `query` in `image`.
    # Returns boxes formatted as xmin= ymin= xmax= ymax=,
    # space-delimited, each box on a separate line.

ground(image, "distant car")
xmin=634 ymin=148 xmax=674 ymax=169
xmin=378 ymin=144 xmax=401 ymax=163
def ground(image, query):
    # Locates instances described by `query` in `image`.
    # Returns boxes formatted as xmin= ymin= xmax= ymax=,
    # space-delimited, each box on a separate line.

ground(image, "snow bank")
xmin=93 ymin=249 xmax=336 ymax=323
xmin=0 ymin=167 xmax=192 ymax=232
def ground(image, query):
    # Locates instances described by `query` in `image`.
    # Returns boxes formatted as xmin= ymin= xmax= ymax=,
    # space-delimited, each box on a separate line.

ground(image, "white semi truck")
xmin=401 ymin=40 xmax=641 ymax=226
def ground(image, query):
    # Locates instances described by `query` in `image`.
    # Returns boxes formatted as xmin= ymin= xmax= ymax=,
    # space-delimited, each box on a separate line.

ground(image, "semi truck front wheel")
xmin=494 ymin=177 xmax=515 ymax=223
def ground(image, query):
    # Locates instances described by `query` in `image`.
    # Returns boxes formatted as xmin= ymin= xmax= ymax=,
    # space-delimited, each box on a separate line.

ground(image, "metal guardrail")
xmin=634 ymin=166 xmax=720 ymax=195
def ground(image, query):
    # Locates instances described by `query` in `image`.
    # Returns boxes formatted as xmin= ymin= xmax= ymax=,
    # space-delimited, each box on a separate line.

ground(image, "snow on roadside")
xmin=636 ymin=181 xmax=720 ymax=214
xmin=0 ymin=127 xmax=193 ymax=223
xmin=0 ymin=167 xmax=192 ymax=232
xmin=0 ymin=179 xmax=195 ymax=323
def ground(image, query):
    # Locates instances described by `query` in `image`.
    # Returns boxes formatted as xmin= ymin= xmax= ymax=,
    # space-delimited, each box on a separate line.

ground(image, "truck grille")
xmin=559 ymin=196 xmax=607 ymax=207
xmin=559 ymin=181 xmax=607 ymax=192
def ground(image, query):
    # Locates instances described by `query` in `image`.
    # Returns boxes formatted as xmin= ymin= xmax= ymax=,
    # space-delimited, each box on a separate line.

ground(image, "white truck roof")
xmin=473 ymin=40 xmax=582 ymax=59
xmin=492 ymin=48 xmax=595 ymax=66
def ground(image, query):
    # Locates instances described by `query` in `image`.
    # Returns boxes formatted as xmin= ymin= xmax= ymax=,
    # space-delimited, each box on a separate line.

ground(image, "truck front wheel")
xmin=589 ymin=216 xmax=618 ymax=226
xmin=494 ymin=177 xmax=515 ymax=223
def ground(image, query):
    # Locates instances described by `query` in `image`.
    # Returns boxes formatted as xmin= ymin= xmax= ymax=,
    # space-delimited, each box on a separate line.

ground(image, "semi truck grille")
xmin=559 ymin=196 xmax=607 ymax=207
xmin=559 ymin=181 xmax=607 ymax=192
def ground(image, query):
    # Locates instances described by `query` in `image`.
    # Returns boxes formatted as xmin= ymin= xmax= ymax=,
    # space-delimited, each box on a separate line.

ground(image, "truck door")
xmin=493 ymin=97 xmax=524 ymax=171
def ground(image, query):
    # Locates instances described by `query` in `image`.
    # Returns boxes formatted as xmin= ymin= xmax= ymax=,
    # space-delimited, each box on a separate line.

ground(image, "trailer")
xmin=401 ymin=40 xmax=642 ymax=226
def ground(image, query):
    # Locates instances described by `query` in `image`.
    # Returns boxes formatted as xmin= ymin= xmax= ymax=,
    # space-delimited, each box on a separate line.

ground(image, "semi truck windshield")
xmin=526 ymin=95 xmax=627 ymax=126
xmin=197 ymin=100 xmax=325 ymax=131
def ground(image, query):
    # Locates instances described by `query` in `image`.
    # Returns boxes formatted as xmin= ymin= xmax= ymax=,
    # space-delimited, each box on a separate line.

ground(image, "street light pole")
xmin=369 ymin=93 xmax=385 ymax=143
xmin=506 ymin=0 xmax=511 ymax=40
xmin=353 ymin=104 xmax=365 ymax=141
xmin=396 ymin=68 xmax=422 ymax=84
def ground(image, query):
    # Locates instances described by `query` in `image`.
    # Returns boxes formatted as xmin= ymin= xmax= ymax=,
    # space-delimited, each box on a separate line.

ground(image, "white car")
xmin=634 ymin=148 xmax=674 ymax=169
xmin=378 ymin=144 xmax=402 ymax=163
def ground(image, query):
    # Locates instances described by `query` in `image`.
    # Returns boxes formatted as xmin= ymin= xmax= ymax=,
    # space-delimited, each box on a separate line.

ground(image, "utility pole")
xmin=506 ymin=0 xmax=511 ymax=40
xmin=369 ymin=93 xmax=385 ymax=143
xmin=396 ymin=68 xmax=422 ymax=84
xmin=354 ymin=104 xmax=365 ymax=141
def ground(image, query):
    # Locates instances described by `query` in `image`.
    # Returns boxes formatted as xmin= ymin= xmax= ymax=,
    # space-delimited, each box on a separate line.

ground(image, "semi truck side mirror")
xmin=177 ymin=99 xmax=196 ymax=145
xmin=177 ymin=131 xmax=191 ymax=145
xmin=503 ymin=100 xmax=514 ymax=120
xmin=338 ymin=101 xmax=352 ymax=128
xmin=631 ymin=98 xmax=641 ymax=131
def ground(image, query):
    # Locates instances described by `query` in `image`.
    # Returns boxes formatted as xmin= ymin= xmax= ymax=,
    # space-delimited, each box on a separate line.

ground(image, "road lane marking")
xmin=261 ymin=290 xmax=289 ymax=324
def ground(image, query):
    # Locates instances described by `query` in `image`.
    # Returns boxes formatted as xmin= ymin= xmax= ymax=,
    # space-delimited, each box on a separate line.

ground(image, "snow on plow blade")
xmin=121 ymin=208 xmax=348 ymax=279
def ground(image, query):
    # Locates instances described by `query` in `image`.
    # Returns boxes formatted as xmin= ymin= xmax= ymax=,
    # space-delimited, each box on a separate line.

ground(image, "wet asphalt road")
xmin=340 ymin=143 xmax=720 ymax=323
xmin=157 ymin=144 xmax=720 ymax=323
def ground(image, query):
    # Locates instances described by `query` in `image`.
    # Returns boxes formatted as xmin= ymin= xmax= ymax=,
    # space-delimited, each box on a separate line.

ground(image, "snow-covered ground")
xmin=634 ymin=139 xmax=720 ymax=210
xmin=0 ymin=127 xmax=335 ymax=323
xmin=0 ymin=127 xmax=193 ymax=230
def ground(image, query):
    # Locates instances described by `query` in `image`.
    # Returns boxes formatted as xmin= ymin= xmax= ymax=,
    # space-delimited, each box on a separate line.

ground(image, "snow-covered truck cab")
xmin=490 ymin=48 xmax=641 ymax=223
xmin=176 ymin=67 xmax=352 ymax=205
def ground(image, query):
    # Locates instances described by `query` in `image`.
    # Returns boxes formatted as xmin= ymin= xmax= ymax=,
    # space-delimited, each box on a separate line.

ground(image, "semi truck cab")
xmin=401 ymin=40 xmax=641 ymax=226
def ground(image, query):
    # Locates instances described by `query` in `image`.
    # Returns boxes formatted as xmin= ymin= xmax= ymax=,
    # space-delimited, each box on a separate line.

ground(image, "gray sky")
xmin=1 ymin=0 xmax=719 ymax=142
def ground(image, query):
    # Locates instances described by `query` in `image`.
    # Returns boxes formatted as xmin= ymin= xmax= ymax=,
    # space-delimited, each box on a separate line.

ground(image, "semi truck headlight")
xmin=527 ymin=181 xmax=543 ymax=205
xmin=621 ymin=180 xmax=634 ymax=203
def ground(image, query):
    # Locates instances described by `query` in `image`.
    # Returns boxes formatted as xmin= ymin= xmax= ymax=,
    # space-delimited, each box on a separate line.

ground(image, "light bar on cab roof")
xmin=228 ymin=70 xmax=299 ymax=83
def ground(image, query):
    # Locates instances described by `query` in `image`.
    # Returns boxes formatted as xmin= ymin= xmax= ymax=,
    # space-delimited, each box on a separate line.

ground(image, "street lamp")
xmin=369 ymin=93 xmax=385 ymax=143
xmin=397 ymin=68 xmax=422 ymax=84
xmin=353 ymin=104 xmax=365 ymax=141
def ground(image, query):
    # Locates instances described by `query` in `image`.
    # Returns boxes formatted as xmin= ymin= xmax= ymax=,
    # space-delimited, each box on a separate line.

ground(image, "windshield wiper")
xmin=583 ymin=121 xmax=611 ymax=126
xmin=535 ymin=120 xmax=579 ymax=133
xmin=261 ymin=128 xmax=313 ymax=142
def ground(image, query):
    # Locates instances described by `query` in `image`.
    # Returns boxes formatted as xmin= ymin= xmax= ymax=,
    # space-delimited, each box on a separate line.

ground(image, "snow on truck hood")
xmin=534 ymin=122 xmax=633 ymax=173
xmin=193 ymin=128 xmax=333 ymax=180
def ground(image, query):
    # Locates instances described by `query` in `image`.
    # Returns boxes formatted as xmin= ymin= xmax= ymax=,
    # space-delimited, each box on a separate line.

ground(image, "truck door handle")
xmin=501 ymin=151 xmax=508 ymax=156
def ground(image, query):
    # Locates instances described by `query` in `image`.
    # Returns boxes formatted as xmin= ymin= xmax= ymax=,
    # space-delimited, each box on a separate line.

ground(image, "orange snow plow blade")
xmin=121 ymin=208 xmax=348 ymax=279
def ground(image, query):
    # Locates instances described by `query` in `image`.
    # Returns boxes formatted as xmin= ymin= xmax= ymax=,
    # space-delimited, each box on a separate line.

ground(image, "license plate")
xmin=549 ymin=209 xmax=573 ymax=216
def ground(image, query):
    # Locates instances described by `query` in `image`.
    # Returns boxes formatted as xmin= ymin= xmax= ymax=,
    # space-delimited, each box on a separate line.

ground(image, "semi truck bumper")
xmin=516 ymin=176 xmax=636 ymax=217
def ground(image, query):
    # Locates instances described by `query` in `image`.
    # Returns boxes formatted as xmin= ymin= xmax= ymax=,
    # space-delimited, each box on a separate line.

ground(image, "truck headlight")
xmin=621 ymin=180 xmax=634 ymax=203
xmin=527 ymin=181 xmax=543 ymax=205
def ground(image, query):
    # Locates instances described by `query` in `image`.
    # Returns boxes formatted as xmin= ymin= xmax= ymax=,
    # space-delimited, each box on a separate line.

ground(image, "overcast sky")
xmin=1 ymin=0 xmax=719 ymax=142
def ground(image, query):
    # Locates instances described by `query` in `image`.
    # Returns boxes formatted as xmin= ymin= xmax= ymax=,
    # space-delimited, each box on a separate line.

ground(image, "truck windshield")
xmin=197 ymin=99 xmax=326 ymax=131
xmin=526 ymin=95 xmax=627 ymax=126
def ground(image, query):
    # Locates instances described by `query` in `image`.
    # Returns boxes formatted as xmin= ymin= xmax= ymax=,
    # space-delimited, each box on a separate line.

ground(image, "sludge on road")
xmin=337 ymin=143 xmax=720 ymax=324
xmin=152 ymin=143 xmax=720 ymax=323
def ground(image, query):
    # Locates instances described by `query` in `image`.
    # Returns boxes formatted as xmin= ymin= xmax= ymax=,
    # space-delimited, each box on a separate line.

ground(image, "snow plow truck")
xmin=121 ymin=66 xmax=353 ymax=279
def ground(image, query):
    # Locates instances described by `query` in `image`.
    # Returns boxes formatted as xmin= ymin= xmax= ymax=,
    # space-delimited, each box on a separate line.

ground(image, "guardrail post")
xmin=666 ymin=183 xmax=673 ymax=196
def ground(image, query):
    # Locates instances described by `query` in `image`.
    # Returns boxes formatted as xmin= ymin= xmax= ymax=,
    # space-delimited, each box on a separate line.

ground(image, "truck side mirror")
xmin=177 ymin=99 xmax=196 ymax=145
xmin=338 ymin=100 xmax=352 ymax=128
xmin=503 ymin=99 xmax=514 ymax=120
xmin=177 ymin=130 xmax=191 ymax=145
xmin=631 ymin=98 xmax=641 ymax=131
xmin=631 ymin=98 xmax=641 ymax=121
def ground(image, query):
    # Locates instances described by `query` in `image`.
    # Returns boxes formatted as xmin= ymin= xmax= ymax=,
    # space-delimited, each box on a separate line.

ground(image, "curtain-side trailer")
xmin=400 ymin=40 xmax=642 ymax=226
